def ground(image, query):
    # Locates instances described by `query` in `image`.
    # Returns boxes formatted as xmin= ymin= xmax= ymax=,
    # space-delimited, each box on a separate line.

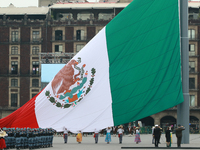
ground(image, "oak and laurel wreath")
xmin=45 ymin=68 xmax=96 ymax=109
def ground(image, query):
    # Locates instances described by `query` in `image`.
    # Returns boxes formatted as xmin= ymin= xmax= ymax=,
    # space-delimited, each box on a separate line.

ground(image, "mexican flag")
xmin=0 ymin=0 xmax=183 ymax=132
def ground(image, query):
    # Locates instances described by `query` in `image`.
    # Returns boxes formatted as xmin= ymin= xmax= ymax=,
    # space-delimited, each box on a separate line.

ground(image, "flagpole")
xmin=177 ymin=0 xmax=189 ymax=144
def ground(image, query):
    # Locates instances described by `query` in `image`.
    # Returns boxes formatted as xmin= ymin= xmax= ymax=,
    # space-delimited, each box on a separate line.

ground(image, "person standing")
xmin=170 ymin=126 xmax=173 ymax=147
xmin=175 ymin=124 xmax=185 ymax=147
xmin=153 ymin=125 xmax=161 ymax=147
xmin=76 ymin=131 xmax=82 ymax=144
xmin=117 ymin=125 xmax=124 ymax=144
xmin=152 ymin=126 xmax=155 ymax=144
xmin=134 ymin=127 xmax=141 ymax=144
xmin=127 ymin=123 xmax=132 ymax=137
xmin=63 ymin=127 xmax=69 ymax=144
xmin=112 ymin=126 xmax=117 ymax=137
xmin=0 ymin=128 xmax=7 ymax=150
xmin=94 ymin=129 xmax=100 ymax=144
xmin=105 ymin=127 xmax=112 ymax=144
xmin=165 ymin=127 xmax=171 ymax=147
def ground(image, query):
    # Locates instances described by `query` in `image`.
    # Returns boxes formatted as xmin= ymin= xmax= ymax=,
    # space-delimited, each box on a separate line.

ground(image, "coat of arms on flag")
xmin=45 ymin=57 xmax=96 ymax=109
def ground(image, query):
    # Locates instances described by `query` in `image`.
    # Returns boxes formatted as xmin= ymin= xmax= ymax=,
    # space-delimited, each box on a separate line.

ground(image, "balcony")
xmin=189 ymin=88 xmax=198 ymax=92
xmin=188 ymin=35 xmax=199 ymax=41
xmin=31 ymin=38 xmax=43 ymax=44
xmin=39 ymin=52 xmax=76 ymax=64
xmin=51 ymin=36 xmax=89 ymax=42
xmin=10 ymin=38 xmax=20 ymax=44
xmin=52 ymin=35 xmax=65 ymax=41
xmin=74 ymin=36 xmax=88 ymax=41
xmin=189 ymin=51 xmax=198 ymax=57
xmin=30 ymin=71 xmax=40 ymax=76
xmin=189 ymin=68 xmax=198 ymax=74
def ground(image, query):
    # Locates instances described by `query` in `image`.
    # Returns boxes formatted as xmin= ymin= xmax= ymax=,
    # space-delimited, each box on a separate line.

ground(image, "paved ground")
xmin=45 ymin=134 xmax=200 ymax=150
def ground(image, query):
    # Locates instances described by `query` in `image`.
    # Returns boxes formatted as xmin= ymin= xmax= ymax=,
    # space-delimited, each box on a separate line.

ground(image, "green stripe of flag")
xmin=106 ymin=0 xmax=183 ymax=125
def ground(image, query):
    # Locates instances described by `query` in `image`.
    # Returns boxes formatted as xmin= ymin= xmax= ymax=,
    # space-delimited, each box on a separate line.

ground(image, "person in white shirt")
xmin=63 ymin=127 xmax=69 ymax=144
xmin=152 ymin=126 xmax=155 ymax=144
xmin=94 ymin=129 xmax=100 ymax=144
xmin=117 ymin=125 xmax=124 ymax=144
xmin=105 ymin=127 xmax=112 ymax=144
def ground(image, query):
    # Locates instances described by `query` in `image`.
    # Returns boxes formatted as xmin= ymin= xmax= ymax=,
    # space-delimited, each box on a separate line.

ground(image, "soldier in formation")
xmin=2 ymin=127 xmax=55 ymax=149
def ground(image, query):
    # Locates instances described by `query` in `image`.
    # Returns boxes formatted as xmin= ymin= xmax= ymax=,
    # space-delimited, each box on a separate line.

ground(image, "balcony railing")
xmin=31 ymin=71 xmax=40 ymax=76
xmin=51 ymin=36 xmax=89 ymax=41
xmin=31 ymin=38 xmax=43 ymax=43
xmin=52 ymin=36 xmax=65 ymax=41
xmin=189 ymin=52 xmax=197 ymax=56
xmin=39 ymin=52 xmax=76 ymax=64
xmin=189 ymin=68 xmax=196 ymax=73
xmin=188 ymin=35 xmax=199 ymax=41
xmin=74 ymin=36 xmax=87 ymax=41
xmin=10 ymin=38 xmax=21 ymax=43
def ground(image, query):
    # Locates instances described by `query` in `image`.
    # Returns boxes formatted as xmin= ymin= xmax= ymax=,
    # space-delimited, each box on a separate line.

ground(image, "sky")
xmin=0 ymin=0 xmax=199 ymax=7
xmin=0 ymin=0 xmax=96 ymax=7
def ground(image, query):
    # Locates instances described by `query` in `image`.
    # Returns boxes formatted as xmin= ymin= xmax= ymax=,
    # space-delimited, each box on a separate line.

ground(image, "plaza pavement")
xmin=47 ymin=134 xmax=200 ymax=150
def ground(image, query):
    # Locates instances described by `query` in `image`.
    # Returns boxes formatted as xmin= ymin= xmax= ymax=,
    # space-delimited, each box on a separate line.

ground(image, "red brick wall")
xmin=65 ymin=43 xmax=73 ymax=52
xmin=20 ymin=44 xmax=30 ymax=74
xmin=66 ymin=27 xmax=74 ymax=40
xmin=20 ymin=77 xmax=30 ymax=106
xmin=0 ymin=27 xmax=9 ymax=42
xmin=21 ymin=27 xmax=30 ymax=42
xmin=0 ymin=27 xmax=9 ymax=74
xmin=87 ymin=27 xmax=95 ymax=40
xmin=42 ymin=26 xmax=52 ymax=52
xmin=0 ymin=45 xmax=9 ymax=74
xmin=0 ymin=77 xmax=9 ymax=107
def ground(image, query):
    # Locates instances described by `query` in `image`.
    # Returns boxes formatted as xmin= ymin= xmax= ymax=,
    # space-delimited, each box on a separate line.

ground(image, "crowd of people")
xmin=62 ymin=123 xmax=141 ymax=144
xmin=62 ymin=123 xmax=185 ymax=147
xmin=0 ymin=124 xmax=186 ymax=149
xmin=0 ymin=127 xmax=55 ymax=150
xmin=152 ymin=124 xmax=185 ymax=147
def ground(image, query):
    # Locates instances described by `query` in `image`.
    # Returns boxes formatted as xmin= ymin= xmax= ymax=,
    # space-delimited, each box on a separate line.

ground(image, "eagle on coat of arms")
xmin=45 ymin=57 xmax=96 ymax=109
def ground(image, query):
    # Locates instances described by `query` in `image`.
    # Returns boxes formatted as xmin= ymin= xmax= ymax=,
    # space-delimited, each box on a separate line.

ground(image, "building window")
xmin=55 ymin=30 xmax=63 ymax=41
xmin=32 ymin=46 xmax=39 ymax=55
xmin=59 ymin=13 xmax=73 ymax=20
xmin=32 ymin=61 xmax=39 ymax=75
xmin=77 ymin=13 xmax=92 ymax=20
xmin=55 ymin=45 xmax=63 ymax=52
xmin=11 ymin=31 xmax=18 ymax=42
xmin=11 ymin=61 xmax=18 ymax=74
xmin=11 ymin=79 xmax=18 ymax=87
xmin=188 ymin=29 xmax=195 ymax=40
xmin=32 ymin=31 xmax=40 ymax=42
xmin=189 ymin=78 xmax=195 ymax=89
xmin=189 ymin=95 xmax=195 ymax=107
xmin=76 ymin=30 xmax=85 ymax=40
xmin=98 ymin=13 xmax=112 ymax=20
xmin=189 ymin=61 xmax=195 ymax=73
xmin=32 ymin=79 xmax=39 ymax=87
xmin=11 ymin=46 xmax=18 ymax=55
xmin=189 ymin=44 xmax=195 ymax=56
xmin=11 ymin=93 xmax=18 ymax=107
xmin=76 ymin=44 xmax=84 ymax=53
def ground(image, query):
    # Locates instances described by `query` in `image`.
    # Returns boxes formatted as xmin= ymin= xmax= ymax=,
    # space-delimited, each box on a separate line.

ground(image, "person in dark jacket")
xmin=175 ymin=124 xmax=185 ymax=147
xmin=153 ymin=125 xmax=161 ymax=147
xmin=165 ymin=127 xmax=171 ymax=147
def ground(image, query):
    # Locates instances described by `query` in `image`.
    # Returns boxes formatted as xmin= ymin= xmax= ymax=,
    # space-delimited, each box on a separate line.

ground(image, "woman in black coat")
xmin=165 ymin=127 xmax=171 ymax=147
